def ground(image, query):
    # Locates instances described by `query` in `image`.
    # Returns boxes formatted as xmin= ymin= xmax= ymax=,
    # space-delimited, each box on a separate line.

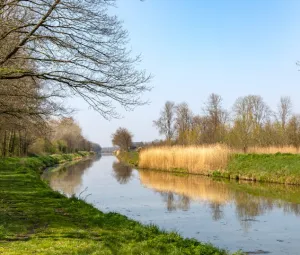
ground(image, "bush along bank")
xmin=119 ymin=149 xmax=300 ymax=185
xmin=115 ymin=150 xmax=139 ymax=167
xmin=0 ymin=155 xmax=238 ymax=255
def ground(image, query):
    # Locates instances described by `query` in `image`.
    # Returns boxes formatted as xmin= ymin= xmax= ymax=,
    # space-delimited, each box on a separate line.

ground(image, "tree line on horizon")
xmin=154 ymin=94 xmax=300 ymax=152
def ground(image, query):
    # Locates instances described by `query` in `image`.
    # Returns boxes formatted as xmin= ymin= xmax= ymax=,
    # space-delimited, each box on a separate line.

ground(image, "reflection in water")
xmin=44 ymin=156 xmax=300 ymax=254
xmin=209 ymin=202 xmax=223 ymax=221
xmin=159 ymin=192 xmax=190 ymax=211
xmin=112 ymin=161 xmax=133 ymax=184
xmin=42 ymin=158 xmax=95 ymax=197
xmin=139 ymin=170 xmax=300 ymax=230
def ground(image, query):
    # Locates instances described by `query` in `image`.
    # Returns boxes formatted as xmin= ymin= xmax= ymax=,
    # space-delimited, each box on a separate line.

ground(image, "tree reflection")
xmin=42 ymin=158 xmax=94 ymax=196
xmin=139 ymin=169 xmax=300 ymax=230
xmin=160 ymin=192 xmax=190 ymax=211
xmin=112 ymin=161 xmax=133 ymax=184
xmin=209 ymin=202 xmax=224 ymax=221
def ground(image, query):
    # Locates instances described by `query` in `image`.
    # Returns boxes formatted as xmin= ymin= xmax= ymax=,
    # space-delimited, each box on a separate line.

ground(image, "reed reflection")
xmin=139 ymin=169 xmax=300 ymax=229
xmin=112 ymin=160 xmax=133 ymax=184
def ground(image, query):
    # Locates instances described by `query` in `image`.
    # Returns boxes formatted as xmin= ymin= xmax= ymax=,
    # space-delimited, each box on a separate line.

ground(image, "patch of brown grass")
xmin=139 ymin=145 xmax=231 ymax=174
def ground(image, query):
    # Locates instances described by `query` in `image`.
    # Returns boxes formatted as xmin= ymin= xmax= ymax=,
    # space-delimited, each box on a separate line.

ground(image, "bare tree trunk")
xmin=8 ymin=130 xmax=13 ymax=156
xmin=2 ymin=130 xmax=7 ymax=157
xmin=18 ymin=130 xmax=22 ymax=156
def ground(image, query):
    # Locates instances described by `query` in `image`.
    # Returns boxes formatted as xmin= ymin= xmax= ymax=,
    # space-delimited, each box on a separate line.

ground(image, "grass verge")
xmin=0 ymin=155 xmax=233 ymax=255
xmin=222 ymin=153 xmax=300 ymax=185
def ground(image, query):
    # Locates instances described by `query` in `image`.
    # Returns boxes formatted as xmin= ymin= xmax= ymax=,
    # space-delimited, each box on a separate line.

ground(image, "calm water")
xmin=42 ymin=156 xmax=300 ymax=254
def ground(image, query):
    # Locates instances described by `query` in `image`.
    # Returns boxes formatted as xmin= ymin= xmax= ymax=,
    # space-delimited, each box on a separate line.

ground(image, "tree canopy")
xmin=0 ymin=0 xmax=150 ymax=118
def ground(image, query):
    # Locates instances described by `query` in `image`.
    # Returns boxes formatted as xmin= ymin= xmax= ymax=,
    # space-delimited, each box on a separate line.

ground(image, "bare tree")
xmin=203 ymin=93 xmax=228 ymax=143
xmin=287 ymin=115 xmax=300 ymax=150
xmin=153 ymin=101 xmax=175 ymax=142
xmin=112 ymin=127 xmax=132 ymax=151
xmin=175 ymin=102 xmax=193 ymax=145
xmin=232 ymin=95 xmax=271 ymax=151
xmin=277 ymin=96 xmax=292 ymax=130
xmin=0 ymin=0 xmax=150 ymax=119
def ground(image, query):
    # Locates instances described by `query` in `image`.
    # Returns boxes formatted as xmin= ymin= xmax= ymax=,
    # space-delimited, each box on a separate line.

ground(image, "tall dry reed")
xmin=139 ymin=144 xmax=231 ymax=174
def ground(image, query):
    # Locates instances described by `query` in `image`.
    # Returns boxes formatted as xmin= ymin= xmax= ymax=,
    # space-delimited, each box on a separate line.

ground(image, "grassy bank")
xmin=49 ymin=151 xmax=93 ymax=163
xmin=0 ymin=156 xmax=233 ymax=254
xmin=119 ymin=148 xmax=300 ymax=185
xmin=223 ymin=153 xmax=300 ymax=185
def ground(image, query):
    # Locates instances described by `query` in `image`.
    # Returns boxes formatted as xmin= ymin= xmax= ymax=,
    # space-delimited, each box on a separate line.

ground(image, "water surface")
xmin=42 ymin=156 xmax=300 ymax=254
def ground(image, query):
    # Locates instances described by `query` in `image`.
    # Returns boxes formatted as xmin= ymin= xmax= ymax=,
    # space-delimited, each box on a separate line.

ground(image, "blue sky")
xmin=71 ymin=0 xmax=300 ymax=147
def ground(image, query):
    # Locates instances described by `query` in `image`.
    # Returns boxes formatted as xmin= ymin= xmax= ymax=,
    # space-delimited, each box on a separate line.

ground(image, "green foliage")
xmin=44 ymin=139 xmax=57 ymax=154
xmin=212 ymin=170 xmax=222 ymax=178
xmin=57 ymin=139 xmax=67 ymax=153
xmin=0 ymin=156 xmax=231 ymax=255
xmin=170 ymin=168 xmax=188 ymax=173
xmin=118 ymin=150 xmax=139 ymax=167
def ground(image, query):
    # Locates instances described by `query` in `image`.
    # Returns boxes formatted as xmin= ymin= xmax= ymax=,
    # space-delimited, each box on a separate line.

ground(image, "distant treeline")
xmin=0 ymin=116 xmax=101 ymax=157
xmin=154 ymin=94 xmax=300 ymax=152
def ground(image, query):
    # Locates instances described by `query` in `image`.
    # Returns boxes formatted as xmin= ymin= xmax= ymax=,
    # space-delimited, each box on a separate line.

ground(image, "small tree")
xmin=112 ymin=128 xmax=133 ymax=151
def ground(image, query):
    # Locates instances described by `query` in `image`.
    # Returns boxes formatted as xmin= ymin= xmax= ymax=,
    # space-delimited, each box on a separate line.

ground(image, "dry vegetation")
xmin=139 ymin=145 xmax=231 ymax=174
xmin=139 ymin=145 xmax=300 ymax=175
xmin=247 ymin=146 xmax=299 ymax=154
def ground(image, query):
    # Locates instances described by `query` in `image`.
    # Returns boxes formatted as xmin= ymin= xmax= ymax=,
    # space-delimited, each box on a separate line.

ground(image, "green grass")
xmin=223 ymin=153 xmax=300 ymax=185
xmin=0 ymin=156 xmax=234 ymax=255
xmin=50 ymin=151 xmax=94 ymax=164
xmin=117 ymin=150 xmax=139 ymax=167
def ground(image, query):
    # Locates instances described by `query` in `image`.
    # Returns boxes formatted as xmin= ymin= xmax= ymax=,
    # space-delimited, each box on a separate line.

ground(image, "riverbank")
xmin=224 ymin=153 xmax=300 ymax=185
xmin=0 ymin=156 xmax=234 ymax=254
xmin=119 ymin=149 xmax=300 ymax=185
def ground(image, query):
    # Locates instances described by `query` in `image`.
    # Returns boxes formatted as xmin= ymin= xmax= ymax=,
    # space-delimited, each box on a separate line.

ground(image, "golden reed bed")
xmin=139 ymin=145 xmax=230 ymax=174
xmin=139 ymin=145 xmax=299 ymax=175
